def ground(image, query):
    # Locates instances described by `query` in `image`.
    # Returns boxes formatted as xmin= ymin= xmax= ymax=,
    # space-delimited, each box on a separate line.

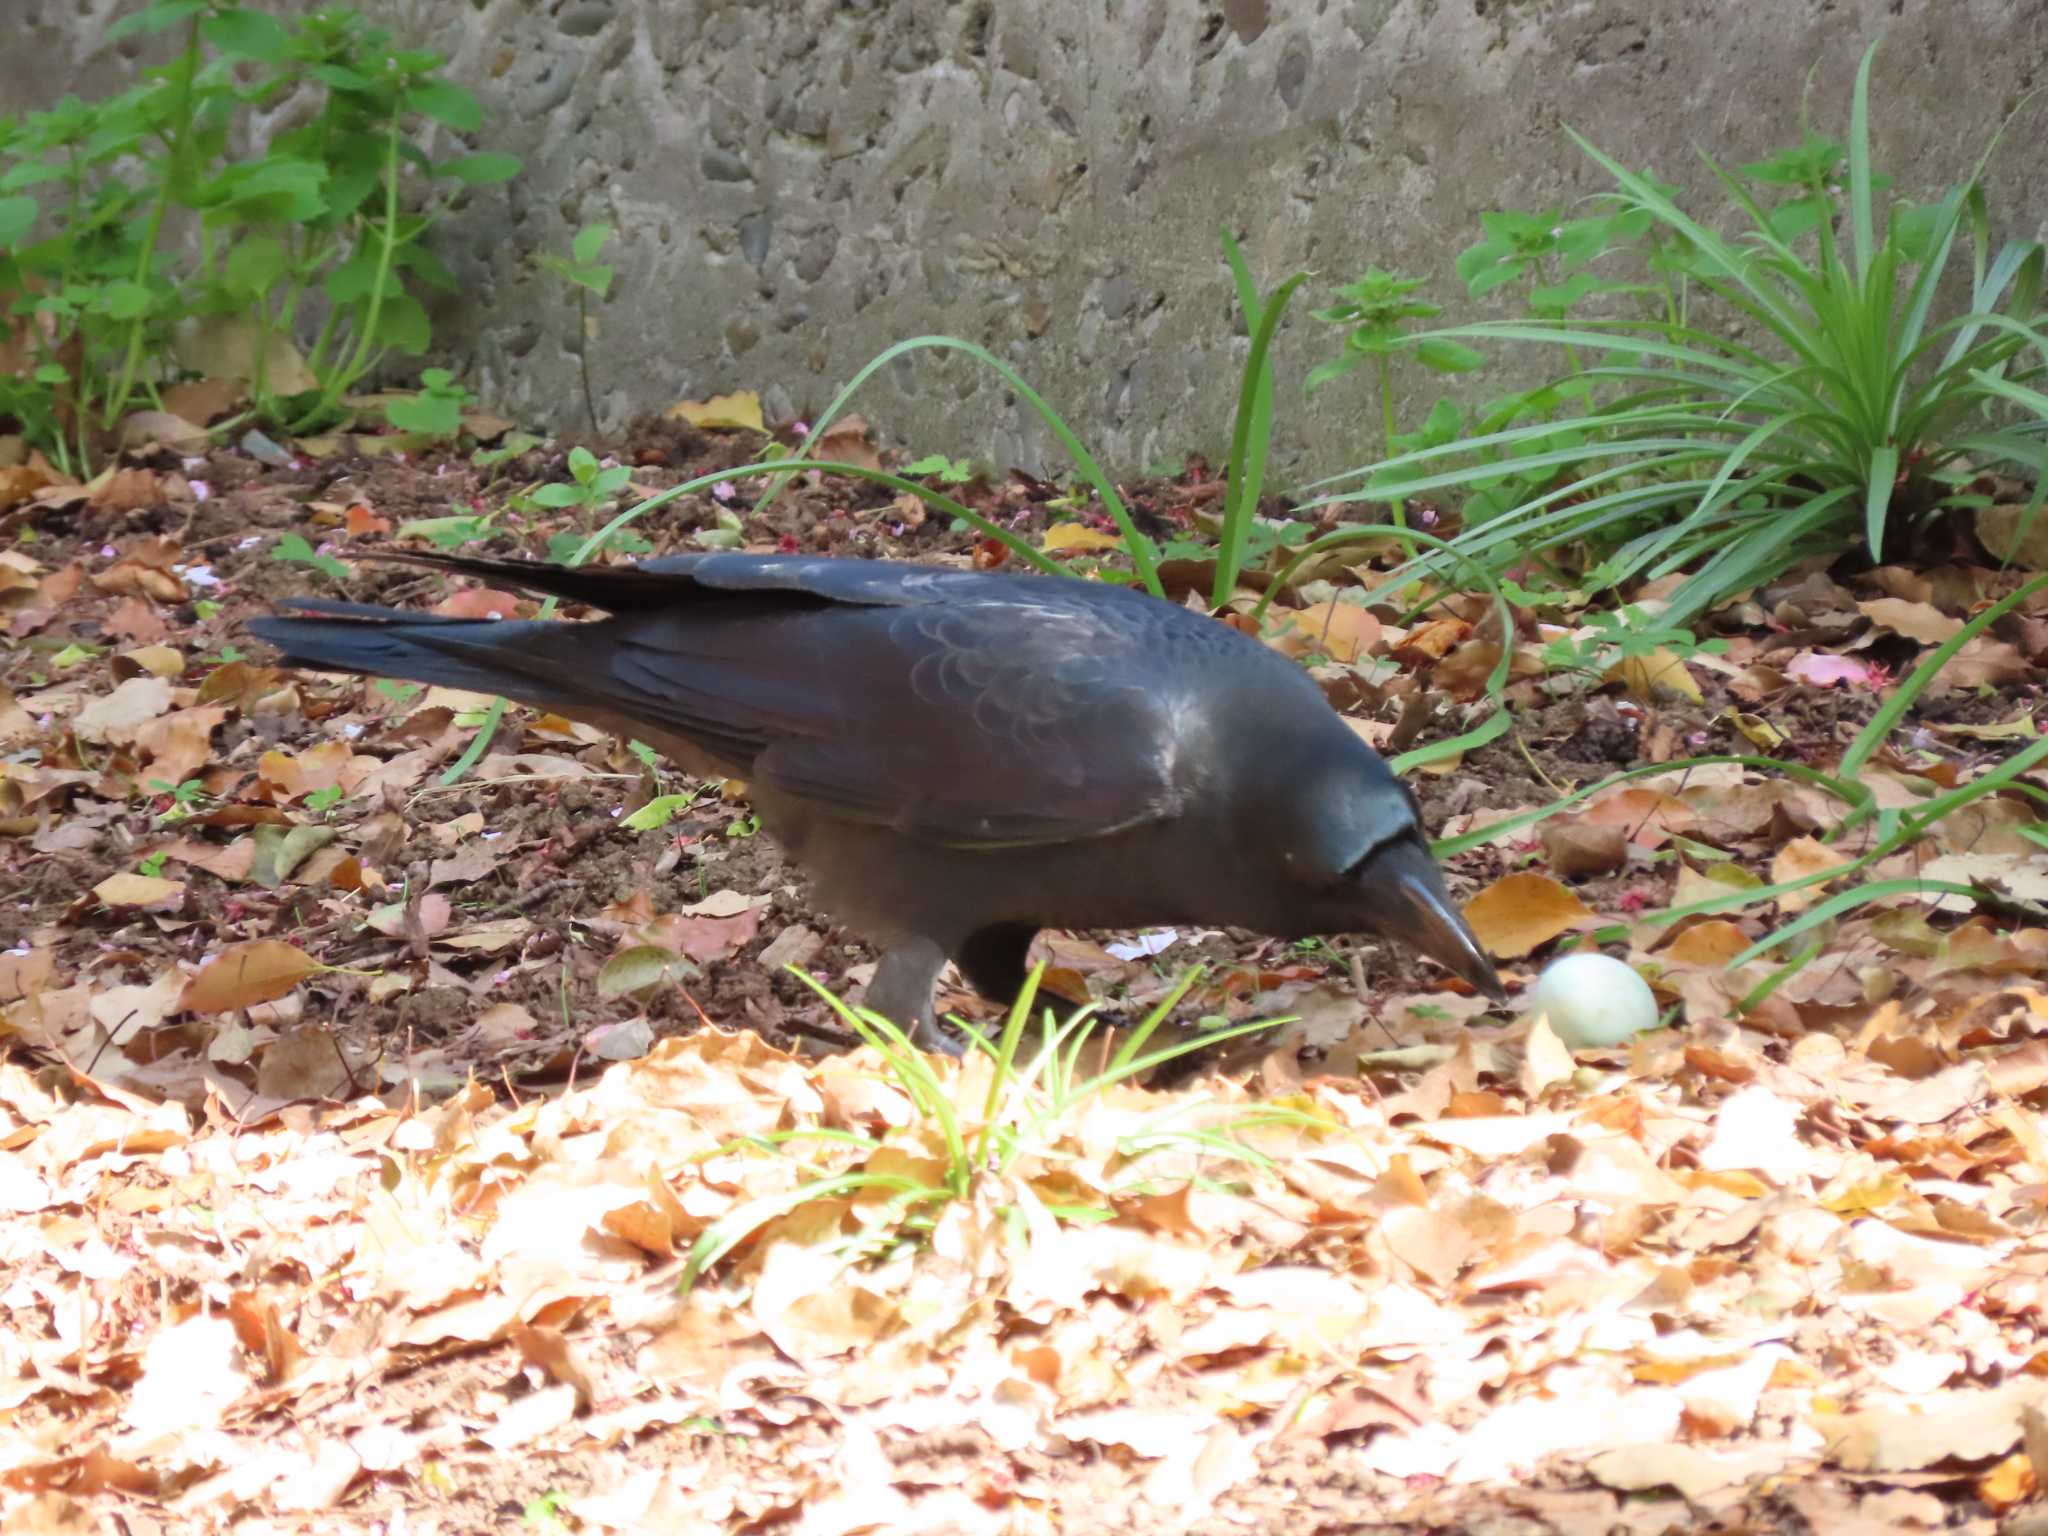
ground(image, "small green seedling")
xmin=383 ymin=368 xmax=476 ymax=438
xmin=901 ymin=453 xmax=978 ymax=485
xmin=272 ymin=532 xmax=348 ymax=581
xmin=529 ymin=446 xmax=632 ymax=512
xmin=538 ymin=223 xmax=615 ymax=431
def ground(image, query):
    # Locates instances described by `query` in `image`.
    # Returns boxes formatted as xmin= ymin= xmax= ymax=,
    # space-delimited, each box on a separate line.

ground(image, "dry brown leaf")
xmin=1539 ymin=817 xmax=1628 ymax=879
xmin=1823 ymin=1381 xmax=2048 ymax=1472
xmin=1936 ymin=637 xmax=2032 ymax=692
xmin=1772 ymin=835 xmax=1850 ymax=912
xmin=1579 ymin=787 xmax=1696 ymax=849
xmin=72 ymin=675 xmax=173 ymax=744
xmin=1859 ymin=596 xmax=1964 ymax=644
xmin=1462 ymin=873 xmax=1594 ymax=959
xmin=179 ymin=940 xmax=321 ymax=1014
xmin=173 ymin=312 xmax=319 ymax=392
xmin=92 ymin=872 xmax=186 ymax=908
xmin=1660 ymin=920 xmax=1753 ymax=967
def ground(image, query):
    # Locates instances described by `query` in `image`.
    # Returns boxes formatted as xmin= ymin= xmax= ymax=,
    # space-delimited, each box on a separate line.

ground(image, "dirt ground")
xmin=5 ymin=412 xmax=2048 ymax=1534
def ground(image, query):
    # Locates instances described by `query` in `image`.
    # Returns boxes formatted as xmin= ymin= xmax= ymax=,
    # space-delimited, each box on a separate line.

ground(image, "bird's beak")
xmin=1355 ymin=838 xmax=1505 ymax=1002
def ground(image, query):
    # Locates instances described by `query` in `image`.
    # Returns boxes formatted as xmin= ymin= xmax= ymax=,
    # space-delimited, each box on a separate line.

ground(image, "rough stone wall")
xmin=4 ymin=0 xmax=2045 ymax=478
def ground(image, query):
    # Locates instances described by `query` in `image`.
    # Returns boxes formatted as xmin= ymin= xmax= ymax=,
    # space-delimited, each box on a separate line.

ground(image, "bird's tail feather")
xmin=245 ymin=601 xmax=580 ymax=709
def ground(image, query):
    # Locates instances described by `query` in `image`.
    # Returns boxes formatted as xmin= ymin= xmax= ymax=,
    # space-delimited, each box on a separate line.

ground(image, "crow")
xmin=249 ymin=551 xmax=1502 ymax=1052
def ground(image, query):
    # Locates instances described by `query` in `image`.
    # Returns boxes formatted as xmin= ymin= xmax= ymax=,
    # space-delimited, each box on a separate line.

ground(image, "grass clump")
xmin=1304 ymin=40 xmax=2047 ymax=625
xmin=678 ymin=965 xmax=1309 ymax=1292
xmin=0 ymin=0 xmax=521 ymax=473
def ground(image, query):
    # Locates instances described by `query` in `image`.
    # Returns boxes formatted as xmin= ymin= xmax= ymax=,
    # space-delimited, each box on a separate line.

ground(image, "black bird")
xmin=248 ymin=551 xmax=1502 ymax=1052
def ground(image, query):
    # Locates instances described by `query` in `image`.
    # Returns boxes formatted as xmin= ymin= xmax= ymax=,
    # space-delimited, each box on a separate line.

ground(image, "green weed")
xmin=0 ymin=0 xmax=520 ymax=472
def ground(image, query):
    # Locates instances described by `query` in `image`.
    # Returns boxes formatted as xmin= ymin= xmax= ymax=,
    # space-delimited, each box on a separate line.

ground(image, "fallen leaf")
xmin=599 ymin=946 xmax=699 ymax=999
xmin=72 ymin=676 xmax=173 ymax=744
xmin=1539 ymin=817 xmax=1628 ymax=878
xmin=173 ymin=313 xmax=318 ymax=393
xmin=1772 ymin=836 xmax=1850 ymax=913
xmin=92 ymin=873 xmax=186 ymax=908
xmin=1579 ymin=787 xmax=1696 ymax=849
xmin=1859 ymin=597 xmax=1963 ymax=644
xmin=179 ymin=941 xmax=322 ymax=1014
xmin=1275 ymin=602 xmax=1382 ymax=664
xmin=1463 ymin=873 xmax=1594 ymax=959
xmin=1043 ymin=522 xmax=1126 ymax=553
xmin=666 ymin=390 xmax=764 ymax=432
xmin=1606 ymin=646 xmax=1703 ymax=704
xmin=1659 ymin=919 xmax=1752 ymax=967
xmin=1824 ymin=1380 xmax=2048 ymax=1472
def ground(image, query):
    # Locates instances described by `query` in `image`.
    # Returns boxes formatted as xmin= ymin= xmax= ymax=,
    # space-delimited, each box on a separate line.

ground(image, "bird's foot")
xmin=910 ymin=1015 xmax=968 ymax=1058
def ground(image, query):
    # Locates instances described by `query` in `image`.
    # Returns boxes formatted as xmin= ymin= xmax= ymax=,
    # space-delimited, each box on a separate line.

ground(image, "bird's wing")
xmin=753 ymin=593 xmax=1200 ymax=848
xmin=257 ymin=553 xmax=1213 ymax=850
xmin=610 ymin=586 xmax=1200 ymax=849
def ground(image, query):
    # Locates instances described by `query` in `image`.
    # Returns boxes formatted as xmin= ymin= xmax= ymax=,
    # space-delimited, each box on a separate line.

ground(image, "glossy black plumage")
xmin=249 ymin=550 xmax=1501 ymax=1050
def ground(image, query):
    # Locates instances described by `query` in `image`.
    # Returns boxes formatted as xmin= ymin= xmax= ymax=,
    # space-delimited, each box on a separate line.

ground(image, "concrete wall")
xmin=6 ymin=0 xmax=2046 ymax=478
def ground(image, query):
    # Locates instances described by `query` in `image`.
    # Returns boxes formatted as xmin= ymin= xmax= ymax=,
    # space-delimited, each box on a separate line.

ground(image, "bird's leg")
xmin=957 ymin=923 xmax=1068 ymax=1026
xmin=862 ymin=937 xmax=963 ymax=1056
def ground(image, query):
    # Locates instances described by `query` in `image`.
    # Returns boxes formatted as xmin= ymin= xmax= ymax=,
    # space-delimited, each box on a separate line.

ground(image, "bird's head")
xmin=1276 ymin=752 xmax=1504 ymax=1002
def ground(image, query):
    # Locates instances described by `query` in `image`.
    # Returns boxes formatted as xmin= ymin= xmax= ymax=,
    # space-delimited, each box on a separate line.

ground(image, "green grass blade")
xmin=1430 ymin=754 xmax=1865 ymax=861
xmin=1847 ymin=43 xmax=1878 ymax=282
xmin=1216 ymin=244 xmax=1309 ymax=605
xmin=1863 ymin=442 xmax=1898 ymax=560
xmin=1259 ymin=523 xmax=1519 ymax=702
xmin=753 ymin=335 xmax=1161 ymax=596
xmin=1727 ymin=878 xmax=1985 ymax=970
xmin=1839 ymin=569 xmax=2048 ymax=779
xmin=1391 ymin=705 xmax=1511 ymax=776
xmin=1662 ymin=485 xmax=1857 ymax=625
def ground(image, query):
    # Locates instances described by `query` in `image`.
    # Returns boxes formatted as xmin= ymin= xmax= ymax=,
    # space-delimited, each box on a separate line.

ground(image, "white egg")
xmin=1525 ymin=952 xmax=1660 ymax=1049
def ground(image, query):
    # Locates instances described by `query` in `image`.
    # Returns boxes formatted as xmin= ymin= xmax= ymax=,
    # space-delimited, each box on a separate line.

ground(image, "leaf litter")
xmin=3 ymin=411 xmax=2048 ymax=1532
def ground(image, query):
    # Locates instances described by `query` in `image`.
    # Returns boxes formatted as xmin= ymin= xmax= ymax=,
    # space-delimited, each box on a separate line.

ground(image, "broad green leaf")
xmin=1414 ymin=337 xmax=1486 ymax=373
xmin=309 ymin=63 xmax=376 ymax=93
xmin=108 ymin=0 xmax=204 ymax=39
xmin=202 ymin=8 xmax=290 ymax=62
xmin=101 ymin=279 xmax=154 ymax=319
xmin=384 ymin=392 xmax=464 ymax=437
xmin=441 ymin=151 xmax=520 ymax=185
xmin=372 ymin=291 xmax=432 ymax=353
xmin=1304 ymin=353 xmax=1366 ymax=392
xmin=224 ymin=234 xmax=287 ymax=297
xmin=529 ymin=483 xmax=588 ymax=508
xmin=408 ymin=79 xmax=484 ymax=132
xmin=0 ymin=195 xmax=36 ymax=245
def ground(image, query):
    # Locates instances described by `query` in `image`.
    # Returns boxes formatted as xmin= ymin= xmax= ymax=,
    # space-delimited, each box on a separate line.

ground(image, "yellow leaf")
xmin=1605 ymin=646 xmax=1702 ymax=704
xmin=1462 ymin=872 xmax=1593 ymax=960
xmin=1278 ymin=601 xmax=1382 ymax=664
xmin=93 ymin=873 xmax=186 ymax=907
xmin=666 ymin=390 xmax=765 ymax=432
xmin=1724 ymin=708 xmax=1785 ymax=751
xmin=1977 ymin=1451 xmax=2035 ymax=1511
xmin=1659 ymin=919 xmax=1752 ymax=967
xmin=115 ymin=645 xmax=185 ymax=679
xmin=1930 ymin=714 xmax=2038 ymax=741
xmin=1042 ymin=522 xmax=1126 ymax=553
